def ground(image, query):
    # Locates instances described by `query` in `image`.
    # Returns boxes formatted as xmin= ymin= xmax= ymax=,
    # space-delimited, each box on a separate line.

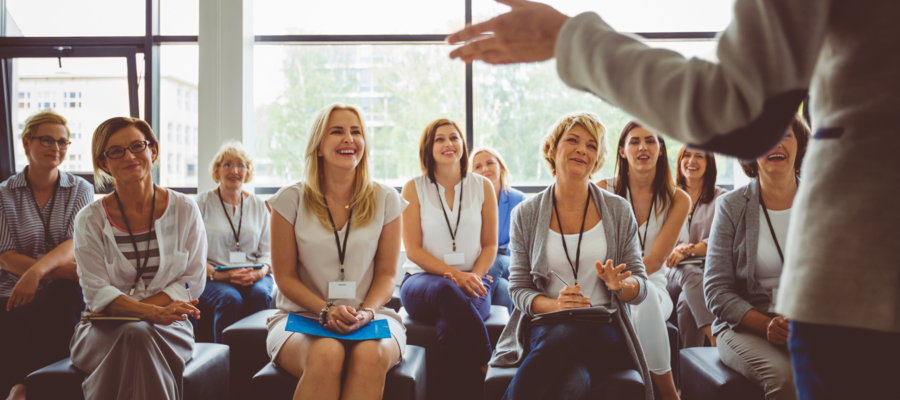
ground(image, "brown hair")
xmin=540 ymin=111 xmax=608 ymax=178
xmin=418 ymin=119 xmax=468 ymax=183
xmin=740 ymin=112 xmax=810 ymax=178
xmin=91 ymin=117 xmax=159 ymax=190
xmin=675 ymin=146 xmax=718 ymax=205
xmin=613 ymin=121 xmax=676 ymax=216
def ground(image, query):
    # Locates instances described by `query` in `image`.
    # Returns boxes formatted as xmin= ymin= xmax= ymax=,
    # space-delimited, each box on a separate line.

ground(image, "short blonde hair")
xmin=541 ymin=112 xmax=608 ymax=177
xmin=91 ymin=117 xmax=159 ymax=190
xmin=22 ymin=109 xmax=71 ymax=142
xmin=209 ymin=141 xmax=254 ymax=184
xmin=471 ymin=146 xmax=510 ymax=192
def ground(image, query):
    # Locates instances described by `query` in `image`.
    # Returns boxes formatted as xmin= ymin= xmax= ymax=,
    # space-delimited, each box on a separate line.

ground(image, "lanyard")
xmin=758 ymin=187 xmax=785 ymax=263
xmin=434 ymin=178 xmax=464 ymax=252
xmin=551 ymin=189 xmax=592 ymax=286
xmin=628 ymin=188 xmax=657 ymax=255
xmin=216 ymin=188 xmax=244 ymax=251
xmin=23 ymin=167 xmax=61 ymax=250
xmin=324 ymin=197 xmax=352 ymax=281
xmin=114 ymin=185 xmax=158 ymax=295
xmin=687 ymin=201 xmax=697 ymax=235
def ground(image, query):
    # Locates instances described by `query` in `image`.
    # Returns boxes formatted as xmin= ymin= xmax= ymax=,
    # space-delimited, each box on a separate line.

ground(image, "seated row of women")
xmin=0 ymin=104 xmax=808 ymax=400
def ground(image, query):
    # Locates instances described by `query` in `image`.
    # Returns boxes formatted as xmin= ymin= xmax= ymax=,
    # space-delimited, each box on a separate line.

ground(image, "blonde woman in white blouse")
xmin=266 ymin=103 xmax=406 ymax=400
xmin=71 ymin=117 xmax=207 ymax=400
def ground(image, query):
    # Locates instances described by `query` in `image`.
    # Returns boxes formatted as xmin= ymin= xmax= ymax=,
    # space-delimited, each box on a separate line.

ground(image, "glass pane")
xmin=254 ymin=0 xmax=464 ymax=35
xmin=160 ymin=0 xmax=199 ymax=36
xmin=474 ymin=40 xmax=733 ymax=186
xmin=11 ymin=58 xmax=134 ymax=173
xmin=474 ymin=0 xmax=734 ymax=33
xmin=159 ymin=45 xmax=199 ymax=187
xmin=254 ymin=44 xmax=465 ymax=187
xmin=5 ymin=0 xmax=144 ymax=37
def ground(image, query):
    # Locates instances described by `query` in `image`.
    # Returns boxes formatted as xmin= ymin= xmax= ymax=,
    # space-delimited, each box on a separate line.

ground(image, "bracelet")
xmin=319 ymin=301 xmax=335 ymax=325
xmin=609 ymin=286 xmax=624 ymax=297
xmin=361 ymin=307 xmax=376 ymax=322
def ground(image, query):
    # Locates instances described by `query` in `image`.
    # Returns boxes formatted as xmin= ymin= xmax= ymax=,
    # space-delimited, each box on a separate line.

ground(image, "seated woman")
xmin=665 ymin=146 xmax=728 ymax=348
xmin=471 ymin=146 xmax=526 ymax=314
xmin=196 ymin=141 xmax=273 ymax=344
xmin=0 ymin=110 xmax=94 ymax=400
xmin=599 ymin=122 xmax=690 ymax=400
xmin=492 ymin=112 xmax=652 ymax=400
xmin=71 ymin=117 xmax=207 ymax=400
xmin=705 ymin=114 xmax=809 ymax=400
xmin=400 ymin=119 xmax=498 ymax=400
xmin=265 ymin=103 xmax=406 ymax=400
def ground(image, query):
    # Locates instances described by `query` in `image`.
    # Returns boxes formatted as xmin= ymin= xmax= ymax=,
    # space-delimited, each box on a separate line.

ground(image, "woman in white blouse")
xmin=71 ymin=117 xmax=207 ymax=400
xmin=266 ymin=103 xmax=406 ymax=400
xmin=400 ymin=118 xmax=498 ymax=400
xmin=195 ymin=141 xmax=272 ymax=344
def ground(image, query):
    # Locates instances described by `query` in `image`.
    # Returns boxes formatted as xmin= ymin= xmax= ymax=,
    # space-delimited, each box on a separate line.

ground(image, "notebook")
xmin=286 ymin=313 xmax=392 ymax=340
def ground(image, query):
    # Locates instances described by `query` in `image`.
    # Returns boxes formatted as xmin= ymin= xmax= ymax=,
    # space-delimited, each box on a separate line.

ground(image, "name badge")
xmin=329 ymin=281 xmax=357 ymax=299
xmin=768 ymin=287 xmax=778 ymax=313
xmin=443 ymin=252 xmax=465 ymax=266
xmin=230 ymin=251 xmax=247 ymax=263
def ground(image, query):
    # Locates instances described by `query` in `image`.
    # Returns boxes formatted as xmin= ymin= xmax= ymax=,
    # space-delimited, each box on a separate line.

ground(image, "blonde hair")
xmin=303 ymin=103 xmax=377 ymax=228
xmin=209 ymin=140 xmax=255 ymax=184
xmin=471 ymin=146 xmax=510 ymax=192
xmin=22 ymin=109 xmax=71 ymax=142
xmin=541 ymin=112 xmax=608 ymax=177
xmin=91 ymin=117 xmax=159 ymax=190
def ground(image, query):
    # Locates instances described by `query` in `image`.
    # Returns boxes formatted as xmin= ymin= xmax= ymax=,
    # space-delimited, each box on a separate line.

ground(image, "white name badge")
xmin=443 ymin=252 xmax=465 ymax=266
xmin=230 ymin=251 xmax=247 ymax=263
xmin=768 ymin=287 xmax=778 ymax=313
xmin=329 ymin=281 xmax=357 ymax=299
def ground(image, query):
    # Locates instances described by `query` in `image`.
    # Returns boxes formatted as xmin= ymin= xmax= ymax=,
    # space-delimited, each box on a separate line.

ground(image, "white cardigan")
xmin=74 ymin=189 xmax=207 ymax=313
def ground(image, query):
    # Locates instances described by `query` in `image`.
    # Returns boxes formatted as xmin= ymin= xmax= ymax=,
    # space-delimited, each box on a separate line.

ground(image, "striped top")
xmin=103 ymin=198 xmax=164 ymax=286
xmin=0 ymin=168 xmax=94 ymax=298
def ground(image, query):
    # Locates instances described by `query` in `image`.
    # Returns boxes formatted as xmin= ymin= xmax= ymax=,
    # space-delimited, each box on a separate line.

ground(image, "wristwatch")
xmin=610 ymin=286 xmax=624 ymax=297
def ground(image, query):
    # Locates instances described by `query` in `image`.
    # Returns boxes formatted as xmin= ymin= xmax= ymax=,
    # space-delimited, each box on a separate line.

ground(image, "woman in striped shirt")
xmin=0 ymin=110 xmax=94 ymax=400
xmin=70 ymin=117 xmax=207 ymax=400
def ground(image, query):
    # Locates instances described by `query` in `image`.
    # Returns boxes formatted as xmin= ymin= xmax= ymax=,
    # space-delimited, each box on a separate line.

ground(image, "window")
xmin=5 ymin=0 xmax=145 ymax=36
xmin=159 ymin=45 xmax=199 ymax=187
xmin=254 ymin=0 xmax=464 ymax=35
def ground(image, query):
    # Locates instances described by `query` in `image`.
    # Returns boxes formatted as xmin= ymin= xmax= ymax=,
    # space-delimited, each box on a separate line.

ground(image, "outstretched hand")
xmin=595 ymin=260 xmax=635 ymax=293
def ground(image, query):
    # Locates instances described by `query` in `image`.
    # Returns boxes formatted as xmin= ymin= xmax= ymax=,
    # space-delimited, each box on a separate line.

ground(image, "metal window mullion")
xmin=465 ymin=0 xmax=473 ymax=151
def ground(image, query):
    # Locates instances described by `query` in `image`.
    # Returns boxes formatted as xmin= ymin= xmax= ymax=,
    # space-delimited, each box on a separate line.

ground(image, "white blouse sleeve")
xmin=255 ymin=197 xmax=272 ymax=266
xmin=268 ymin=184 xmax=302 ymax=226
xmin=382 ymin=184 xmax=408 ymax=225
xmin=73 ymin=206 xmax=126 ymax=313
xmin=161 ymin=197 xmax=208 ymax=303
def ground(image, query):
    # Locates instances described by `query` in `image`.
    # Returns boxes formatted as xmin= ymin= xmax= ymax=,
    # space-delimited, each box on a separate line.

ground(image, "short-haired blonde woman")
xmin=491 ymin=112 xmax=652 ymax=400
xmin=471 ymin=147 xmax=525 ymax=314
xmin=266 ymin=103 xmax=406 ymax=400
xmin=0 ymin=110 xmax=93 ymax=400
xmin=195 ymin=141 xmax=272 ymax=344
xmin=400 ymin=119 xmax=498 ymax=400
xmin=71 ymin=117 xmax=207 ymax=400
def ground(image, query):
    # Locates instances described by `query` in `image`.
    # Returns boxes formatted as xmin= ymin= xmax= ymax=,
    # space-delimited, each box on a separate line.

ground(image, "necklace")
xmin=327 ymin=195 xmax=351 ymax=209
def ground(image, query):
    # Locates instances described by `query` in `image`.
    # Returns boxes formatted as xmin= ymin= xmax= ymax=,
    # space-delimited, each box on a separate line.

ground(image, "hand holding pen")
xmin=551 ymin=270 xmax=591 ymax=311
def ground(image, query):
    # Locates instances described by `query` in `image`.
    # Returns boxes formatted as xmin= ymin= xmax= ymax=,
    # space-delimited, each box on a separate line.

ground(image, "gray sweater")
xmin=489 ymin=183 xmax=653 ymax=400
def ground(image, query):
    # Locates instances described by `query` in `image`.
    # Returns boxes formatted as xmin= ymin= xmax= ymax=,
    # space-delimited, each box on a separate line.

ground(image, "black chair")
xmin=251 ymin=345 xmax=426 ymax=400
xmin=24 ymin=342 xmax=229 ymax=400
xmin=222 ymin=309 xmax=277 ymax=400
xmin=679 ymin=347 xmax=764 ymax=400
xmin=484 ymin=366 xmax=645 ymax=400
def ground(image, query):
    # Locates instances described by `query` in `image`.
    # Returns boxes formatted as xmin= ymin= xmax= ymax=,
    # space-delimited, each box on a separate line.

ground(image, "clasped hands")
xmin=666 ymin=243 xmax=696 ymax=268
xmin=443 ymin=270 xmax=492 ymax=299
xmin=557 ymin=261 xmax=634 ymax=311
xmin=323 ymin=305 xmax=375 ymax=335
xmin=82 ymin=299 xmax=202 ymax=326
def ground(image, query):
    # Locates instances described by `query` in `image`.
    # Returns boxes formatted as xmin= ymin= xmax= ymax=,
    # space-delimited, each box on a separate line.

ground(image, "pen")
xmin=550 ymin=271 xmax=593 ymax=307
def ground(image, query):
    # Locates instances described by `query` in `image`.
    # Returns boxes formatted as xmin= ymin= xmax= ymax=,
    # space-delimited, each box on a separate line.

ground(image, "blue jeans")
xmin=197 ymin=275 xmax=274 ymax=343
xmin=504 ymin=321 xmax=635 ymax=400
xmin=486 ymin=253 xmax=513 ymax=314
xmin=789 ymin=321 xmax=900 ymax=400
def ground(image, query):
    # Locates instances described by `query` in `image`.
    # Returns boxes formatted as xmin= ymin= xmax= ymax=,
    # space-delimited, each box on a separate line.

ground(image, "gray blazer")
xmin=705 ymin=178 xmax=776 ymax=336
xmin=489 ymin=183 xmax=653 ymax=400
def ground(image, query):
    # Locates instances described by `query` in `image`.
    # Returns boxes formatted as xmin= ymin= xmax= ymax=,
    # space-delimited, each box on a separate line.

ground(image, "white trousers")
xmin=630 ymin=272 xmax=674 ymax=375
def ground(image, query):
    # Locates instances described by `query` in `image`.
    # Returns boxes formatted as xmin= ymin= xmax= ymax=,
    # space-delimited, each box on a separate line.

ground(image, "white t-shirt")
xmin=606 ymin=177 xmax=669 ymax=290
xmin=756 ymin=206 xmax=791 ymax=296
xmin=545 ymin=222 xmax=611 ymax=307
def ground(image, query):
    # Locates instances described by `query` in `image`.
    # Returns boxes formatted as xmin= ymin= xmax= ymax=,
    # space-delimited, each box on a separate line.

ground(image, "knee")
xmin=218 ymin=290 xmax=243 ymax=312
xmin=348 ymin=341 xmax=394 ymax=375
xmin=434 ymin=279 xmax=467 ymax=302
xmin=248 ymin=283 xmax=273 ymax=306
xmin=305 ymin=339 xmax=346 ymax=376
xmin=117 ymin=322 xmax=157 ymax=345
xmin=533 ymin=324 xmax=582 ymax=351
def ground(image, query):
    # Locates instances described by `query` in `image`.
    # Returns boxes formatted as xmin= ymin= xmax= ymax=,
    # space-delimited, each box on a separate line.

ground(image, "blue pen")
xmin=185 ymin=283 xmax=191 ymax=300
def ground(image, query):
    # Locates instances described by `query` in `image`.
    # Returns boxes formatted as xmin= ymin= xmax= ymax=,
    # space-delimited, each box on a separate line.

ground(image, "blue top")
xmin=498 ymin=187 xmax=527 ymax=250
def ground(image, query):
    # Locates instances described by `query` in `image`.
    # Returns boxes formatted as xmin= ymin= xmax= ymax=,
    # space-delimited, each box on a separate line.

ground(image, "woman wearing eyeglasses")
xmin=70 ymin=117 xmax=206 ymax=400
xmin=195 ymin=141 xmax=272 ymax=344
xmin=0 ymin=110 xmax=94 ymax=400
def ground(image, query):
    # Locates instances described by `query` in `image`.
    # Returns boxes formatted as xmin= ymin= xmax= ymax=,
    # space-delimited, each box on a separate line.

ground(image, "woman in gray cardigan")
xmin=705 ymin=115 xmax=809 ymax=400
xmin=490 ymin=112 xmax=652 ymax=400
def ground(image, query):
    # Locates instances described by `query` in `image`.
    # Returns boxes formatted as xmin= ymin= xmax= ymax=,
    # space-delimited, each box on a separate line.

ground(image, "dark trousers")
xmin=789 ymin=321 xmax=900 ymax=400
xmin=196 ymin=275 xmax=274 ymax=343
xmin=0 ymin=279 xmax=83 ymax=394
xmin=504 ymin=321 xmax=635 ymax=400
xmin=400 ymin=272 xmax=492 ymax=400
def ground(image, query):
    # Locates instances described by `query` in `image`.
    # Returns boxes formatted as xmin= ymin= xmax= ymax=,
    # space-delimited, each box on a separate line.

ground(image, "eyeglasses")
xmin=220 ymin=163 xmax=247 ymax=171
xmin=102 ymin=141 xmax=152 ymax=159
xmin=32 ymin=136 xmax=71 ymax=149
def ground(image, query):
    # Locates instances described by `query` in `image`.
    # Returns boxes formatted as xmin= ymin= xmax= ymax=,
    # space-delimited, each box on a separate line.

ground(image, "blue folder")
xmin=286 ymin=313 xmax=391 ymax=340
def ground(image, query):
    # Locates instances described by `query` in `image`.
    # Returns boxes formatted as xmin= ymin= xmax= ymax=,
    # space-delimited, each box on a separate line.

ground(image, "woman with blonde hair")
xmin=471 ymin=146 xmax=525 ymax=313
xmin=195 ymin=141 xmax=272 ymax=343
xmin=0 ymin=109 xmax=94 ymax=400
xmin=266 ymin=103 xmax=406 ymax=400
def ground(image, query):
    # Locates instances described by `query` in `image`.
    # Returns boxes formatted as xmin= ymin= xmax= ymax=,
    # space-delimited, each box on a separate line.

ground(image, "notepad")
xmin=285 ymin=313 xmax=392 ymax=340
xmin=531 ymin=306 xmax=617 ymax=324
xmin=216 ymin=264 xmax=265 ymax=270
xmin=678 ymin=256 xmax=705 ymax=266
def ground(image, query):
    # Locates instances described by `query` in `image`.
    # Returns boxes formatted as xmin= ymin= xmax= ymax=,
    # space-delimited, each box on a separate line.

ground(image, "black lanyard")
xmin=687 ymin=201 xmax=698 ymax=234
xmin=23 ymin=167 xmax=61 ymax=250
xmin=758 ymin=186 xmax=786 ymax=263
xmin=628 ymin=188 xmax=657 ymax=254
xmin=434 ymin=178 xmax=464 ymax=252
xmin=217 ymin=188 xmax=244 ymax=252
xmin=551 ymin=189 xmax=592 ymax=286
xmin=113 ymin=186 xmax=157 ymax=295
xmin=324 ymin=197 xmax=351 ymax=281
